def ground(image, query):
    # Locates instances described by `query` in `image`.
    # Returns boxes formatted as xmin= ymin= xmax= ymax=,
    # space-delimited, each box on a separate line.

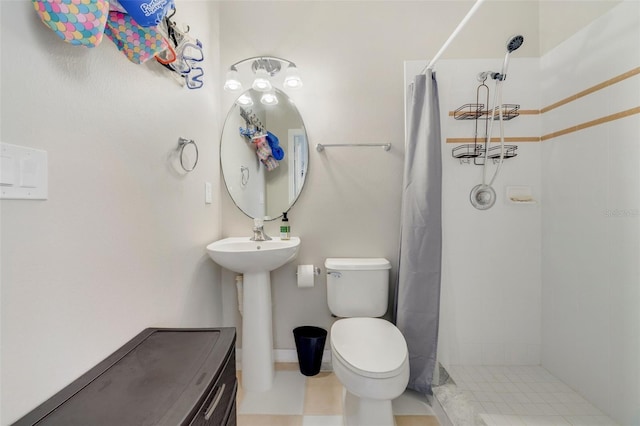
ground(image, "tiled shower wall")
xmin=409 ymin=57 xmax=544 ymax=368
xmin=540 ymin=1 xmax=640 ymax=425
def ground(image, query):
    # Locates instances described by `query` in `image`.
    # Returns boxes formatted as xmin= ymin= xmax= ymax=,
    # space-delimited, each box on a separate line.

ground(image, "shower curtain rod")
xmin=422 ymin=0 xmax=486 ymax=73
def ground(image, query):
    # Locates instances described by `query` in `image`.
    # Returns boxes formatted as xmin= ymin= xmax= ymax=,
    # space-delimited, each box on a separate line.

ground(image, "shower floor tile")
xmin=447 ymin=365 xmax=619 ymax=426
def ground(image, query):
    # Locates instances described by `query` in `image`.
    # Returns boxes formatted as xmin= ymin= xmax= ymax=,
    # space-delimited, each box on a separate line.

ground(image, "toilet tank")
xmin=325 ymin=258 xmax=391 ymax=318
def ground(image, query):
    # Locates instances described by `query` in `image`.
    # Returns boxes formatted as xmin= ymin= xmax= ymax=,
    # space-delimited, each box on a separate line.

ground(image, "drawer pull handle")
xmin=204 ymin=383 xmax=226 ymax=420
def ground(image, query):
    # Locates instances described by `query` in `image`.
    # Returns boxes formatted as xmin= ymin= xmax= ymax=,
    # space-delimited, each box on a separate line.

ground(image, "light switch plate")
xmin=205 ymin=182 xmax=212 ymax=204
xmin=0 ymin=142 xmax=48 ymax=200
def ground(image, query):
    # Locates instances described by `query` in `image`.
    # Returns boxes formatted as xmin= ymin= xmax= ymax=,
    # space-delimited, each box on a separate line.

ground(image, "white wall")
xmin=0 ymin=2 xmax=223 ymax=424
xmin=540 ymin=1 xmax=640 ymax=424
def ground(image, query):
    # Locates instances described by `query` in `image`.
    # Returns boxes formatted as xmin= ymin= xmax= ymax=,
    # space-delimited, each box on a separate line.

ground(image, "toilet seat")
xmin=331 ymin=318 xmax=408 ymax=379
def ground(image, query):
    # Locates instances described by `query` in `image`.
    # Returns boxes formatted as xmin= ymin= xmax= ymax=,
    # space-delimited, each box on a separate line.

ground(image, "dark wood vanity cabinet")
xmin=13 ymin=328 xmax=237 ymax=426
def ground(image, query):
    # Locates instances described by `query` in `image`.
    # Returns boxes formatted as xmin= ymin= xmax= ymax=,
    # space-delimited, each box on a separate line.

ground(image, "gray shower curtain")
xmin=395 ymin=70 xmax=442 ymax=395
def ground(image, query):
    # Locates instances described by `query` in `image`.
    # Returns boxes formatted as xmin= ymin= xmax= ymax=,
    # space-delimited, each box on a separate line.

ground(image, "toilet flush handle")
xmin=327 ymin=271 xmax=342 ymax=278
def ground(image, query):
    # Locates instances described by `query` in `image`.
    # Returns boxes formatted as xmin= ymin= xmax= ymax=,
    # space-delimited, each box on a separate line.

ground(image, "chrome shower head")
xmin=495 ymin=35 xmax=524 ymax=81
xmin=506 ymin=35 xmax=524 ymax=53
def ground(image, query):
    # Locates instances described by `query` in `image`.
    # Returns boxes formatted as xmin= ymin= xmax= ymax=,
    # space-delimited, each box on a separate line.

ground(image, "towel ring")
xmin=178 ymin=137 xmax=198 ymax=172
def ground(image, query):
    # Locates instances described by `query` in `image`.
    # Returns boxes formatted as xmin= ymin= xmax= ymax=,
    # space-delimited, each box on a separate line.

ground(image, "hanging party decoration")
xmin=31 ymin=0 xmax=203 ymax=89
xmin=116 ymin=0 xmax=174 ymax=27
xmin=31 ymin=0 xmax=109 ymax=48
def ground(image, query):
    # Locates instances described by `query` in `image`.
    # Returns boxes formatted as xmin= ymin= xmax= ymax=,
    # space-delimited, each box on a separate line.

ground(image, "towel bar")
xmin=315 ymin=143 xmax=391 ymax=152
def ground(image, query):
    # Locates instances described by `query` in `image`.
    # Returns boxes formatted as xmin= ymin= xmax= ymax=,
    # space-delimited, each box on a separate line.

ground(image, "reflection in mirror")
xmin=221 ymin=89 xmax=309 ymax=220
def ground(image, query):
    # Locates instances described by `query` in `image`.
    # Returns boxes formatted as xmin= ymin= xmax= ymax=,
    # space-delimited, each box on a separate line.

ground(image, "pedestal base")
xmin=241 ymin=271 xmax=274 ymax=392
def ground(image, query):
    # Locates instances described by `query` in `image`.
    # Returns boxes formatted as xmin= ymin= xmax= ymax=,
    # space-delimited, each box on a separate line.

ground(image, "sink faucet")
xmin=250 ymin=218 xmax=272 ymax=241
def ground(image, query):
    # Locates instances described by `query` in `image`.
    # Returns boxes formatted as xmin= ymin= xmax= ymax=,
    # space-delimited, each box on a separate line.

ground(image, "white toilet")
xmin=325 ymin=258 xmax=410 ymax=426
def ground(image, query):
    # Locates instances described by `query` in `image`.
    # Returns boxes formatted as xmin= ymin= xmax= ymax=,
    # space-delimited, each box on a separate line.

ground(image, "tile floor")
xmin=236 ymin=363 xmax=440 ymax=426
xmin=446 ymin=365 xmax=619 ymax=426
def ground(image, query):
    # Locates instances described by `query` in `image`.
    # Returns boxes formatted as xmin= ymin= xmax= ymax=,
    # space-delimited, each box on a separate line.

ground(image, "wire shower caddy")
xmin=451 ymin=79 xmax=520 ymax=165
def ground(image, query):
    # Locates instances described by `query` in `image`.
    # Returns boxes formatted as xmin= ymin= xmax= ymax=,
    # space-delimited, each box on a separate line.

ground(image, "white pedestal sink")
xmin=206 ymin=237 xmax=300 ymax=392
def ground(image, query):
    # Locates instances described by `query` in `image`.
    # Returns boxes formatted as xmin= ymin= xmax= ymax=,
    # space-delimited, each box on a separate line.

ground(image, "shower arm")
xmin=477 ymin=50 xmax=514 ymax=82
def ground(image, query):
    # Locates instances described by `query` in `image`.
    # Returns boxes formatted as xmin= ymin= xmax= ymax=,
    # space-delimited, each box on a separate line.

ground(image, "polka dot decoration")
xmin=32 ymin=0 xmax=108 ymax=48
xmin=103 ymin=11 xmax=169 ymax=64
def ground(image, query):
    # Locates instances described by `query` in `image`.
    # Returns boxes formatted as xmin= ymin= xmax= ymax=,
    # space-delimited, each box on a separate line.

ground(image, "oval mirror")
xmin=221 ymin=89 xmax=309 ymax=220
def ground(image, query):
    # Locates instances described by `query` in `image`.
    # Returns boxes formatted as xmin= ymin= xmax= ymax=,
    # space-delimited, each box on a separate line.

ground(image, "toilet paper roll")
xmin=297 ymin=265 xmax=315 ymax=288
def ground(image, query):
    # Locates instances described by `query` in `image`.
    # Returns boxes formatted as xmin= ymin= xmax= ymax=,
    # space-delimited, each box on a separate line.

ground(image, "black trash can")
xmin=293 ymin=326 xmax=327 ymax=376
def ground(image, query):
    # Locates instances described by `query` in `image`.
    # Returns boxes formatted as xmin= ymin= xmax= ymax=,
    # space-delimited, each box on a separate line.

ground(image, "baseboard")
xmin=236 ymin=349 xmax=332 ymax=369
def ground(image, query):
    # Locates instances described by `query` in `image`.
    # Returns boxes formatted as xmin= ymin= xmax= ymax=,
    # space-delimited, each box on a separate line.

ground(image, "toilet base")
xmin=343 ymin=389 xmax=396 ymax=426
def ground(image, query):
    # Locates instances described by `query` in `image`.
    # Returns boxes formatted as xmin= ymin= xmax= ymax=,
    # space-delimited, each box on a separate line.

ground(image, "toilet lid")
xmin=331 ymin=318 xmax=408 ymax=379
xmin=325 ymin=258 xmax=391 ymax=271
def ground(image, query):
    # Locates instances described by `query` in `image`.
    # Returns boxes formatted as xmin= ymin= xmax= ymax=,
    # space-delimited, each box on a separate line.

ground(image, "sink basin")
xmin=205 ymin=236 xmax=301 ymax=392
xmin=206 ymin=237 xmax=300 ymax=273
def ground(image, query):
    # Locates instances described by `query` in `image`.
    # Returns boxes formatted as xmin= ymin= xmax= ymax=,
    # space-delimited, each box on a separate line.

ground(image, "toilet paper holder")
xmin=297 ymin=266 xmax=321 ymax=276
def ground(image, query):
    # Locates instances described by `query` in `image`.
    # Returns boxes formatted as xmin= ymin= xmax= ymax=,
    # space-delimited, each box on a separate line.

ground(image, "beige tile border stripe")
xmin=540 ymin=67 xmax=640 ymax=114
xmin=446 ymin=67 xmax=640 ymax=143
xmin=446 ymin=136 xmax=540 ymax=143
xmin=540 ymin=106 xmax=640 ymax=141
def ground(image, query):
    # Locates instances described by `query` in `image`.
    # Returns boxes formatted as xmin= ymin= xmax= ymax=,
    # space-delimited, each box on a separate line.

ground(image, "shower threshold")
xmin=433 ymin=364 xmax=619 ymax=426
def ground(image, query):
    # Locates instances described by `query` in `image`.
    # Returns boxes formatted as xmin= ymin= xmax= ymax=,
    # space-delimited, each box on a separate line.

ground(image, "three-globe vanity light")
xmin=223 ymin=57 xmax=303 ymax=105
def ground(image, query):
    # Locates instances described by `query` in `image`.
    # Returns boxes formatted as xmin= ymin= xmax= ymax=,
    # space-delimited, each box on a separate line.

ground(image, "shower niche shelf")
xmin=453 ymin=103 xmax=520 ymax=121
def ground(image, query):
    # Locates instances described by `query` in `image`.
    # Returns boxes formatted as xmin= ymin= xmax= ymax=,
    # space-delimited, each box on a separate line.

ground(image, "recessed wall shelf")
xmin=506 ymin=185 xmax=537 ymax=205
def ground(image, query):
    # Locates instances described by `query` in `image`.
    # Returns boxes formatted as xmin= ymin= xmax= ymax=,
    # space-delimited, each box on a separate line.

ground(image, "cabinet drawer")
xmin=225 ymin=400 xmax=237 ymax=426
xmin=189 ymin=350 xmax=237 ymax=426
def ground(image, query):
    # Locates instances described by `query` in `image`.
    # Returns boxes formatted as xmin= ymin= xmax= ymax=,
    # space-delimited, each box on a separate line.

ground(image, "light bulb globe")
xmin=252 ymin=68 xmax=272 ymax=92
xmin=283 ymin=66 xmax=303 ymax=89
xmin=236 ymin=93 xmax=254 ymax=106
xmin=260 ymin=90 xmax=279 ymax=106
xmin=223 ymin=69 xmax=242 ymax=92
